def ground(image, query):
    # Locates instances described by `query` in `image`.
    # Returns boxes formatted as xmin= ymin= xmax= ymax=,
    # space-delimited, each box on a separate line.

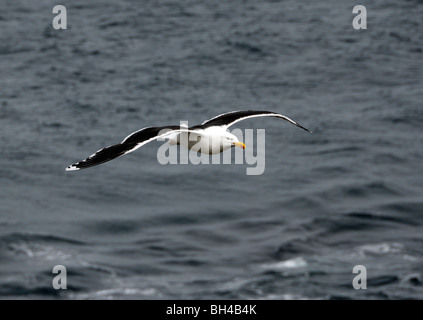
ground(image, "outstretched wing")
xmin=201 ymin=110 xmax=311 ymax=132
xmin=65 ymin=125 xmax=185 ymax=171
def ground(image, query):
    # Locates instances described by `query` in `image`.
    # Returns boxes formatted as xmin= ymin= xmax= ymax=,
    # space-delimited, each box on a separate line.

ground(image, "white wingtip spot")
xmin=65 ymin=165 xmax=80 ymax=172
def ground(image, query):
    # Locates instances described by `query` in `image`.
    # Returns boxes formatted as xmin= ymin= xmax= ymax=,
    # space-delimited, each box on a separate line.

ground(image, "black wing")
xmin=200 ymin=110 xmax=311 ymax=132
xmin=65 ymin=126 xmax=182 ymax=171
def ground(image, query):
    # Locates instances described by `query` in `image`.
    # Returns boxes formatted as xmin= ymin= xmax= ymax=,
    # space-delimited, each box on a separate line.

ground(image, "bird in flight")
xmin=65 ymin=110 xmax=310 ymax=171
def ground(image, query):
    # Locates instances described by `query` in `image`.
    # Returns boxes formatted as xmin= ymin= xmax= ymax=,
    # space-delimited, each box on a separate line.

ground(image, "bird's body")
xmin=66 ymin=110 xmax=310 ymax=171
xmin=169 ymin=126 xmax=240 ymax=154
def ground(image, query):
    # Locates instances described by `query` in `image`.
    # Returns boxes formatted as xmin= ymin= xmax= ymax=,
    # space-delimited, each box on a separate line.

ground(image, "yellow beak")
xmin=233 ymin=142 xmax=246 ymax=149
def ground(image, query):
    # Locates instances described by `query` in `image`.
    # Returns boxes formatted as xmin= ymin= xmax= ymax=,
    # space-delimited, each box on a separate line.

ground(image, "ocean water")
xmin=1 ymin=0 xmax=423 ymax=299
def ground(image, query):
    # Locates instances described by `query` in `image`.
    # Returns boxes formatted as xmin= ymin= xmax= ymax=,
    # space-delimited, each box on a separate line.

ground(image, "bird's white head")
xmin=221 ymin=132 xmax=246 ymax=150
xmin=202 ymin=127 xmax=246 ymax=153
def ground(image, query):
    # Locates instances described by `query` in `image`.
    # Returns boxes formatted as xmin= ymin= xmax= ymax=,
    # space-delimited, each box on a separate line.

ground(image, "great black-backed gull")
xmin=65 ymin=110 xmax=310 ymax=171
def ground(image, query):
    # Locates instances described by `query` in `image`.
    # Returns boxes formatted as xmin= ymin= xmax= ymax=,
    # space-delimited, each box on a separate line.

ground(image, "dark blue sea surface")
xmin=1 ymin=0 xmax=423 ymax=299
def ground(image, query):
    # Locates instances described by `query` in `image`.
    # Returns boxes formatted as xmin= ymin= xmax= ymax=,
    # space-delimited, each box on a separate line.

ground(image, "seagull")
xmin=65 ymin=110 xmax=310 ymax=171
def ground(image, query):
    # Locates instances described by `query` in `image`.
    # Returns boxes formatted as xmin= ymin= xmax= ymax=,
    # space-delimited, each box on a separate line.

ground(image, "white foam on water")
xmin=8 ymin=242 xmax=72 ymax=261
xmin=70 ymin=287 xmax=160 ymax=300
xmin=261 ymin=257 xmax=307 ymax=271
xmin=357 ymin=242 xmax=403 ymax=256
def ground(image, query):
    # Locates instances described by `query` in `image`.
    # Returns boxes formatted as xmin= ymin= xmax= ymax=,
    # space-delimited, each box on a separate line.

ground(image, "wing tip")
xmin=295 ymin=123 xmax=312 ymax=133
xmin=302 ymin=126 xmax=312 ymax=133
xmin=65 ymin=165 xmax=80 ymax=172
